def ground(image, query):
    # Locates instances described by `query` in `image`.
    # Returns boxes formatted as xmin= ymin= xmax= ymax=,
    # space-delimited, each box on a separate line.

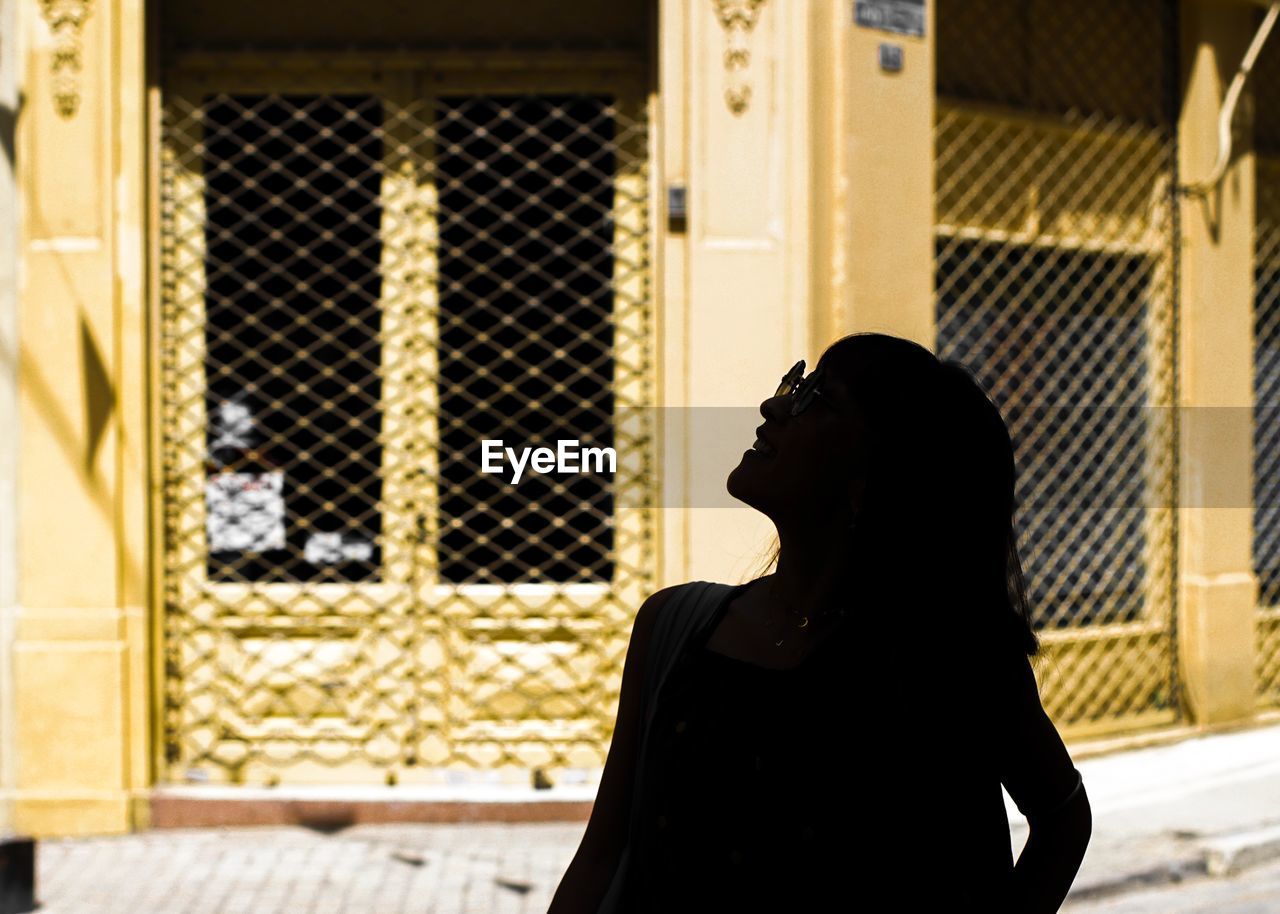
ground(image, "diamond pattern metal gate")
xmin=934 ymin=0 xmax=1180 ymax=738
xmin=157 ymin=58 xmax=656 ymax=784
xmin=1257 ymin=155 xmax=1280 ymax=707
xmin=1255 ymin=26 xmax=1280 ymax=705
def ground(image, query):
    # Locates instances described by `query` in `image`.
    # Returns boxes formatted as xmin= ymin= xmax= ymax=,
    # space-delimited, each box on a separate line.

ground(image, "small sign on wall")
xmin=855 ymin=0 xmax=925 ymax=38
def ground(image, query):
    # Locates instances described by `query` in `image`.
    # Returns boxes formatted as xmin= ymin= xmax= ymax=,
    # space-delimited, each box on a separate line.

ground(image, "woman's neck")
xmin=769 ymin=523 xmax=852 ymax=619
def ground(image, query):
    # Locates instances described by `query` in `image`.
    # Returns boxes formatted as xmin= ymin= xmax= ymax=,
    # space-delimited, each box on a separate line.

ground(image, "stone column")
xmin=1176 ymin=0 xmax=1261 ymax=725
xmin=658 ymin=0 xmax=815 ymax=585
xmin=12 ymin=0 xmax=151 ymax=835
xmin=0 ymin=0 xmax=21 ymax=837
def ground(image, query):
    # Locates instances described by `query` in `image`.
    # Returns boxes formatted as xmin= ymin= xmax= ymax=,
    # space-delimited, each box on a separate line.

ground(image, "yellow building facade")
xmin=2 ymin=0 xmax=1278 ymax=836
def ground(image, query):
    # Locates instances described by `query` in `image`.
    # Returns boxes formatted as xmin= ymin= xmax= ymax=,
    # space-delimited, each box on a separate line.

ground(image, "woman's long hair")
xmin=752 ymin=332 xmax=1040 ymax=660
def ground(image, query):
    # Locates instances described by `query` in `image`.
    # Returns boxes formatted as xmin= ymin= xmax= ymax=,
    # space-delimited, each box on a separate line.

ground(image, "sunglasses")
xmin=775 ymin=359 xmax=830 ymax=417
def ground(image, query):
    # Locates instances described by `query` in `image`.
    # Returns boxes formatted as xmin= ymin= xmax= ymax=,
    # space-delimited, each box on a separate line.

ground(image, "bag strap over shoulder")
xmin=600 ymin=579 xmax=739 ymax=914
xmin=639 ymin=580 xmax=737 ymax=728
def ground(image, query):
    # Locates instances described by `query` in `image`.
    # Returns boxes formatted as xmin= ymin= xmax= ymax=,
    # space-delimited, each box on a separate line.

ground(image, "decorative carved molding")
xmin=39 ymin=0 xmax=94 ymax=118
xmin=712 ymin=0 xmax=768 ymax=116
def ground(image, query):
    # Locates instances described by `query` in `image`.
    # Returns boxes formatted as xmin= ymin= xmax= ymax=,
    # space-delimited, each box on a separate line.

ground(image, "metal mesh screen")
xmin=935 ymin=0 xmax=1180 ymax=738
xmin=1257 ymin=158 xmax=1280 ymax=705
xmin=1255 ymin=29 xmax=1280 ymax=706
xmin=158 ymin=60 xmax=655 ymax=784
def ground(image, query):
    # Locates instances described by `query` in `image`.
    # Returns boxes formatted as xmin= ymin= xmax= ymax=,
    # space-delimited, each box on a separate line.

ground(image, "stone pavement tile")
xmin=30 ymin=820 xmax=618 ymax=912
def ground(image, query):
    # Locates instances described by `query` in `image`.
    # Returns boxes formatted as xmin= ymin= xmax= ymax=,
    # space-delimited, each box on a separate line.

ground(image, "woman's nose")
xmin=760 ymin=395 xmax=789 ymax=422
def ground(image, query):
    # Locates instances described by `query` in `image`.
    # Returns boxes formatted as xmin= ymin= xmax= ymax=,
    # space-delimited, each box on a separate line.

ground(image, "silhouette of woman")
xmin=550 ymin=332 xmax=1092 ymax=913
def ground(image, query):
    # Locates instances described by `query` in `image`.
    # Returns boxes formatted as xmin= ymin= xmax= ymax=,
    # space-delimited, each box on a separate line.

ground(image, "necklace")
xmin=757 ymin=580 xmax=848 ymax=648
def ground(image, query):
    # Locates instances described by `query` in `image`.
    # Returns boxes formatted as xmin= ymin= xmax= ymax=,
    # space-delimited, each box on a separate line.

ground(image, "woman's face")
xmin=726 ymin=358 xmax=871 ymax=532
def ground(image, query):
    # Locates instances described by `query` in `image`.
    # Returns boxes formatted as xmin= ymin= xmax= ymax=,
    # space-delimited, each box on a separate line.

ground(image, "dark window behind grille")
xmin=434 ymin=95 xmax=617 ymax=584
xmin=1255 ymin=31 xmax=1280 ymax=607
xmin=936 ymin=239 xmax=1153 ymax=629
xmin=936 ymin=0 xmax=1170 ymax=126
xmin=202 ymin=94 xmax=386 ymax=584
xmin=1256 ymin=246 xmax=1280 ymax=604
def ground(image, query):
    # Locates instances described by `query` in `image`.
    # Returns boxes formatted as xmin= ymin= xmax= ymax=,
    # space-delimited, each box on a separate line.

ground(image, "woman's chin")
xmin=726 ymin=459 xmax=769 ymax=511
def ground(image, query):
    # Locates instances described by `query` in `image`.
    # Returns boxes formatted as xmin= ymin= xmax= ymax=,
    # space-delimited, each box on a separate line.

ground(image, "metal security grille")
xmin=935 ymin=0 xmax=1180 ymax=738
xmin=157 ymin=57 xmax=655 ymax=784
xmin=1255 ymin=28 xmax=1280 ymax=705
xmin=1257 ymin=157 xmax=1280 ymax=706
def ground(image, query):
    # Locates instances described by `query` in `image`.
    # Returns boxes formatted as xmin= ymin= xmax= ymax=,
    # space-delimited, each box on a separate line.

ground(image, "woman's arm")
xmin=547 ymin=585 xmax=680 ymax=914
xmin=1005 ymin=774 xmax=1092 ymax=913
xmin=993 ymin=649 xmax=1093 ymax=913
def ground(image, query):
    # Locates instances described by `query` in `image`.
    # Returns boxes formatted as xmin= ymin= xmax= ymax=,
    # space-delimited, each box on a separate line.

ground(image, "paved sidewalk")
xmin=35 ymin=821 xmax=584 ymax=914
xmin=26 ymin=722 xmax=1280 ymax=912
xmin=1045 ymin=722 xmax=1280 ymax=900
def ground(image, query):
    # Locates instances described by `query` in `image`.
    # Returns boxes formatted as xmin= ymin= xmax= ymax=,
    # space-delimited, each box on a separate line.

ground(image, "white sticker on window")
xmin=205 ymin=471 xmax=286 ymax=552
xmin=304 ymin=532 xmax=374 ymax=565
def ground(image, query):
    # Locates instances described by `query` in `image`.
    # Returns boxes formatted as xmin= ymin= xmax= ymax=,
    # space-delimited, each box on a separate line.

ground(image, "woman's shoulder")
xmin=640 ymin=580 xmax=700 ymax=608
xmin=639 ymin=579 xmax=735 ymax=618
xmin=630 ymin=582 xmax=700 ymax=654
xmin=635 ymin=580 xmax=736 ymax=670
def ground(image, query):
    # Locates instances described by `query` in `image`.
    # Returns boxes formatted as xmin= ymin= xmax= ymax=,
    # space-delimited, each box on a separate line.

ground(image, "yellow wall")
xmin=830 ymin=0 xmax=936 ymax=349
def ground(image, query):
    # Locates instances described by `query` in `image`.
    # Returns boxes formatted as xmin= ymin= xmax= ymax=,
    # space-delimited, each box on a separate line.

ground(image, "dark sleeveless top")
xmin=614 ymin=580 xmax=1047 ymax=914
xmin=631 ymin=642 xmax=843 ymax=912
